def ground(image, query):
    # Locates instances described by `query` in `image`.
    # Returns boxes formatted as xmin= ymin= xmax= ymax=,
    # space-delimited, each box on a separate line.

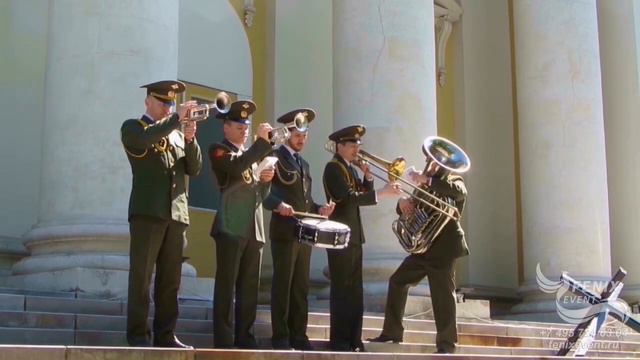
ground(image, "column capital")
xmin=244 ymin=0 xmax=256 ymax=27
xmin=434 ymin=0 xmax=463 ymax=87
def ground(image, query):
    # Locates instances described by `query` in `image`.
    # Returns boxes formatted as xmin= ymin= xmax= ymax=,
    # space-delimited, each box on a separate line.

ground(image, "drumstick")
xmin=292 ymin=211 xmax=328 ymax=220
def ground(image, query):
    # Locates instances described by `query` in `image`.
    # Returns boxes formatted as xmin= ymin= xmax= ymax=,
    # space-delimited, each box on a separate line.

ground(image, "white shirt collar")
xmin=283 ymin=144 xmax=297 ymax=157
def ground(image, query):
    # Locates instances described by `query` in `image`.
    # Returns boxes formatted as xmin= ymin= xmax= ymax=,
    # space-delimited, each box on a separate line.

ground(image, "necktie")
xmin=294 ymin=153 xmax=302 ymax=168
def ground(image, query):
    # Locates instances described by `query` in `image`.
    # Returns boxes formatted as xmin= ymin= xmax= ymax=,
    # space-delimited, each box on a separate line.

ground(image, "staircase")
xmin=0 ymin=288 xmax=639 ymax=359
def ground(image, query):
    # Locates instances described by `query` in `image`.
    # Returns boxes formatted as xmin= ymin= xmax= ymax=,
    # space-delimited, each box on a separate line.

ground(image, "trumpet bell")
xmin=187 ymin=91 xmax=231 ymax=122
xmin=292 ymin=112 xmax=309 ymax=132
xmin=269 ymin=110 xmax=312 ymax=145
xmin=423 ymin=136 xmax=470 ymax=174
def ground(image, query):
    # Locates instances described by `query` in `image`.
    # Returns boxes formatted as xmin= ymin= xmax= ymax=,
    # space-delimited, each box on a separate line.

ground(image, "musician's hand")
xmin=377 ymin=182 xmax=402 ymax=198
xmin=183 ymin=121 xmax=197 ymax=143
xmin=356 ymin=161 xmax=371 ymax=177
xmin=178 ymin=100 xmax=197 ymax=122
xmin=425 ymin=161 xmax=440 ymax=177
xmin=398 ymin=197 xmax=415 ymax=216
xmin=319 ymin=200 xmax=335 ymax=217
xmin=276 ymin=202 xmax=294 ymax=216
xmin=256 ymin=123 xmax=273 ymax=142
xmin=259 ymin=167 xmax=275 ymax=183
xmin=408 ymin=168 xmax=429 ymax=185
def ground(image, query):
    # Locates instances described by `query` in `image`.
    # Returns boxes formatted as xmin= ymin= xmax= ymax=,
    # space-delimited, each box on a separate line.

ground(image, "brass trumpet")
xmin=269 ymin=111 xmax=310 ymax=145
xmin=184 ymin=91 xmax=231 ymax=122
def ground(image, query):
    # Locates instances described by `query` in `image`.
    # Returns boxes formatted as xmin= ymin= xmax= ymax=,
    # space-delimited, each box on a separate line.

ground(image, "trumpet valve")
xmin=269 ymin=127 xmax=291 ymax=145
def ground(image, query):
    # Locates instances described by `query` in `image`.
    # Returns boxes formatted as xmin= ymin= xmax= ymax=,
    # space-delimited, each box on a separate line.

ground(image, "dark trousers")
xmin=213 ymin=232 xmax=263 ymax=348
xmin=326 ymin=244 xmax=364 ymax=351
xmin=270 ymin=238 xmax=311 ymax=344
xmin=126 ymin=215 xmax=186 ymax=345
xmin=381 ymin=253 xmax=457 ymax=351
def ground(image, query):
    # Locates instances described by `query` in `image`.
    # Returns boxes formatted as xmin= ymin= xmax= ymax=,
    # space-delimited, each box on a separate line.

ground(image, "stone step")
xmin=0 ymin=293 xmax=213 ymax=319
xmin=0 ymin=311 xmax=212 ymax=333
xmin=3 ymin=292 xmax=640 ymax=357
xmin=0 ymin=328 xmax=75 ymax=345
xmin=0 ymin=286 xmax=78 ymax=298
xmin=74 ymin=330 xmax=214 ymax=348
xmin=256 ymin=323 xmax=640 ymax=352
xmin=0 ymin=311 xmax=75 ymax=330
xmin=363 ymin=341 xmax=639 ymax=358
xmin=258 ymin=309 xmax=640 ymax=343
xmin=0 ymin=312 xmax=640 ymax=351
xmin=2 ymin=345 xmax=633 ymax=360
xmin=3 ymin=308 xmax=639 ymax=347
xmin=76 ymin=314 xmax=212 ymax=334
xmin=25 ymin=296 xmax=125 ymax=316
xmin=0 ymin=328 xmax=640 ymax=360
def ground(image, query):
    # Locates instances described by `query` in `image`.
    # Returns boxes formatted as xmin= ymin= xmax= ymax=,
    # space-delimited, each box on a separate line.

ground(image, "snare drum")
xmin=296 ymin=218 xmax=351 ymax=249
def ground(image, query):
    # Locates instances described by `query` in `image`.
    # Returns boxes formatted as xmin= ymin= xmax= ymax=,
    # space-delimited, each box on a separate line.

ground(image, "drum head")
xmin=299 ymin=218 xmax=349 ymax=232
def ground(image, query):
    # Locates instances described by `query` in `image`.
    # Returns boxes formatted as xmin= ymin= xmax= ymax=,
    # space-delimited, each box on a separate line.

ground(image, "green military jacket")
xmin=121 ymin=113 xmax=202 ymax=225
xmin=209 ymin=137 xmax=273 ymax=241
xmin=322 ymin=154 xmax=377 ymax=246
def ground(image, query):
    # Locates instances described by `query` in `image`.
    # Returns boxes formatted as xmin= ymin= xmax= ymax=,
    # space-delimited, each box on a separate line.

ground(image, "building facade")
xmin=1 ymin=0 xmax=639 ymax=315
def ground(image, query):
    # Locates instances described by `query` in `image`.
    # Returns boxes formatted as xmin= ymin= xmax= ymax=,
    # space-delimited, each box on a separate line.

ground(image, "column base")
xmin=621 ymin=284 xmax=640 ymax=305
xmin=506 ymin=276 xmax=619 ymax=324
xmin=5 ymin=267 xmax=213 ymax=300
xmin=0 ymin=237 xmax=28 ymax=285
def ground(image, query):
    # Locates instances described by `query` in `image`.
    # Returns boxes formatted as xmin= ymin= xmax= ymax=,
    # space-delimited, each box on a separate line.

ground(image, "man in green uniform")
xmin=322 ymin=125 xmax=400 ymax=352
xmin=121 ymin=80 xmax=202 ymax=348
xmin=367 ymin=142 xmax=469 ymax=354
xmin=209 ymin=101 xmax=275 ymax=349
xmin=262 ymin=109 xmax=334 ymax=350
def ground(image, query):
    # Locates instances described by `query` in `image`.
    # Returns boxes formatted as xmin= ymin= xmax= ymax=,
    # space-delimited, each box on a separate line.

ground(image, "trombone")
xmin=324 ymin=140 xmax=462 ymax=220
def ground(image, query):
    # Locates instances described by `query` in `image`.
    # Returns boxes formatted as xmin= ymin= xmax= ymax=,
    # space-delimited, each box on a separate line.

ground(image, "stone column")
xmin=332 ymin=0 xmax=438 ymax=303
xmin=7 ymin=0 xmax=198 ymax=298
xmin=598 ymin=0 xmax=640 ymax=303
xmin=452 ymin=0 xmax=519 ymax=296
xmin=511 ymin=0 xmax=611 ymax=312
xmin=266 ymin=0 xmax=335 ymax=295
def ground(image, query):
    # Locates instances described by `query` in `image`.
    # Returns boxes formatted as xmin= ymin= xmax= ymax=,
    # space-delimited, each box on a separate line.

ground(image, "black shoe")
xmin=235 ymin=338 xmax=259 ymax=349
xmin=291 ymin=339 xmax=314 ymax=351
xmin=128 ymin=339 xmax=152 ymax=347
xmin=154 ymin=336 xmax=194 ymax=349
xmin=330 ymin=342 xmax=351 ymax=352
xmin=272 ymin=338 xmax=293 ymax=350
xmin=351 ymin=343 xmax=366 ymax=352
xmin=434 ymin=347 xmax=456 ymax=354
xmin=366 ymin=334 xmax=402 ymax=344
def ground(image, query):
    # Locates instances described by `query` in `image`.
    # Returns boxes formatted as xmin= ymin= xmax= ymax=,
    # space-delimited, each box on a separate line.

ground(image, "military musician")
xmin=262 ymin=109 xmax=335 ymax=350
xmin=209 ymin=101 xmax=275 ymax=349
xmin=121 ymin=80 xmax=200 ymax=349
xmin=368 ymin=139 xmax=469 ymax=354
xmin=322 ymin=125 xmax=401 ymax=352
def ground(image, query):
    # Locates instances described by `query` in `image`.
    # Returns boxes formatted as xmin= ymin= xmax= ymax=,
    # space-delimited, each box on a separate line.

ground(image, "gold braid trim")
xmin=122 ymin=119 xmax=169 ymax=158
xmin=323 ymin=159 xmax=354 ymax=203
xmin=122 ymin=119 xmax=150 ymax=158
xmin=275 ymin=160 xmax=299 ymax=185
